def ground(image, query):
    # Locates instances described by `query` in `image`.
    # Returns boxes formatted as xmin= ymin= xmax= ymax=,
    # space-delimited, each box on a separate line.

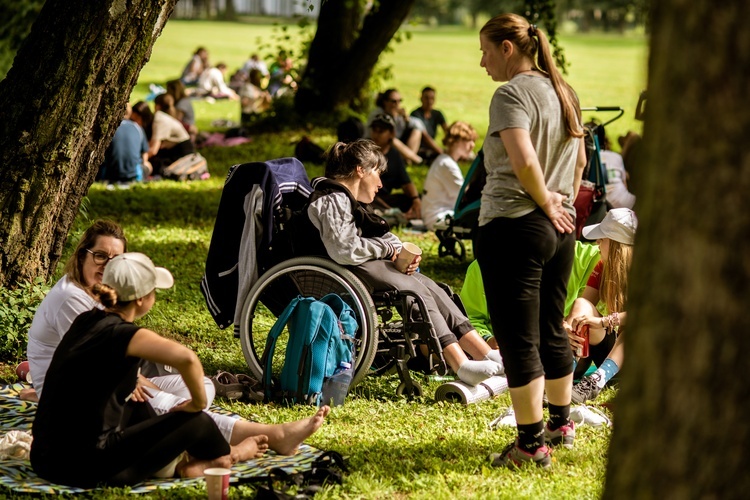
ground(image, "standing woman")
xmin=475 ymin=14 xmax=587 ymax=468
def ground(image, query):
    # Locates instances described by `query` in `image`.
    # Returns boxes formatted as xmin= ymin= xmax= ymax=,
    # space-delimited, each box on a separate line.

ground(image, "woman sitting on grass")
xmin=31 ymin=252 xmax=276 ymax=487
xmin=292 ymin=139 xmax=504 ymax=386
xmin=565 ymin=208 xmax=637 ymax=404
xmin=130 ymin=100 xmax=195 ymax=175
xmin=26 ymin=220 xmax=329 ymax=468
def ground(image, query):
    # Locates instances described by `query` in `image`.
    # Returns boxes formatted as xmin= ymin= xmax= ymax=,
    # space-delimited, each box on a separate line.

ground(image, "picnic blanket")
xmin=0 ymin=383 xmax=324 ymax=495
xmin=434 ymin=376 xmax=508 ymax=405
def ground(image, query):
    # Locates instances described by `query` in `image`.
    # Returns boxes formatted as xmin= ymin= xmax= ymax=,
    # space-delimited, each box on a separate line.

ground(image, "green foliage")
xmin=0 ymin=0 xmax=45 ymax=78
xmin=0 ymin=278 xmax=50 ymax=360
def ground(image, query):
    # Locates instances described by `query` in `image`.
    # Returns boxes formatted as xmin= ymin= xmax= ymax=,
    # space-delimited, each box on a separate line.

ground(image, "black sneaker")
xmin=571 ymin=374 xmax=602 ymax=404
xmin=489 ymin=440 xmax=552 ymax=469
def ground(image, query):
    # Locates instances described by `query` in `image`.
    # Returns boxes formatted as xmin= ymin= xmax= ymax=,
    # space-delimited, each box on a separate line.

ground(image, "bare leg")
xmin=508 ymin=376 xmax=545 ymax=425
xmin=228 ymin=406 xmax=330 ymax=456
xmin=545 ymin=373 xmax=573 ymax=407
xmin=177 ymin=435 xmax=269 ymax=478
xmin=19 ymin=388 xmax=38 ymax=402
xmin=458 ymin=330 xmax=492 ymax=359
xmin=392 ymin=138 xmax=422 ymax=164
xmin=405 ymin=128 xmax=422 ymax=155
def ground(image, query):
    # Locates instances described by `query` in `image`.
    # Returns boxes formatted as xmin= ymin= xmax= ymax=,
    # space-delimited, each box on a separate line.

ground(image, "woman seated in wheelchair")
xmin=293 ymin=139 xmax=504 ymax=386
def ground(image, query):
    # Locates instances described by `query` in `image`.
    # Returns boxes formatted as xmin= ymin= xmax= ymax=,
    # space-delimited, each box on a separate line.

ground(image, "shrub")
xmin=0 ymin=278 xmax=50 ymax=361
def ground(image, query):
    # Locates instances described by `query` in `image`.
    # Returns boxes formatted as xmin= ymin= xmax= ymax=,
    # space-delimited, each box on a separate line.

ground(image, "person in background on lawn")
xmin=421 ymin=121 xmax=478 ymax=230
xmin=98 ymin=103 xmax=152 ymax=185
xmin=180 ymin=47 xmax=209 ymax=87
xmin=365 ymin=88 xmax=426 ymax=165
xmin=368 ymin=113 xmax=422 ymax=221
xmin=475 ymin=14 xmax=587 ymax=468
xmin=241 ymin=53 xmax=269 ymax=79
xmin=565 ymin=208 xmax=637 ymax=403
xmin=131 ymin=100 xmax=195 ymax=175
xmin=166 ymin=79 xmax=197 ymax=140
xmin=410 ymin=86 xmax=449 ymax=162
xmin=24 ymin=221 xmax=330 ymax=469
xmin=197 ymin=62 xmax=239 ymax=100
xmin=461 ymin=240 xmax=601 ymax=348
xmin=291 ymin=140 xmax=505 ymax=386
xmin=239 ymin=68 xmax=272 ymax=121
xmin=601 ymin=136 xmax=636 ymax=209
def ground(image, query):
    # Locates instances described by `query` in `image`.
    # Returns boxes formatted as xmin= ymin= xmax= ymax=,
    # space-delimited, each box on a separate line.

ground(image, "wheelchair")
xmin=201 ymin=157 xmax=460 ymax=398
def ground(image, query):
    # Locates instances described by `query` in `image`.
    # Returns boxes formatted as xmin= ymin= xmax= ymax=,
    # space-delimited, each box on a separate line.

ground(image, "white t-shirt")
xmin=602 ymin=149 xmax=636 ymax=209
xmin=422 ymin=153 xmax=464 ymax=230
xmin=152 ymin=110 xmax=190 ymax=146
xmin=27 ymin=275 xmax=99 ymax=397
xmin=198 ymin=67 xmax=233 ymax=97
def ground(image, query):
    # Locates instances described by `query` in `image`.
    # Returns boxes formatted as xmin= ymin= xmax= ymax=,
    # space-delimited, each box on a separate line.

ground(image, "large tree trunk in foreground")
xmin=295 ymin=0 xmax=416 ymax=115
xmin=604 ymin=0 xmax=750 ymax=497
xmin=0 ymin=0 xmax=177 ymax=288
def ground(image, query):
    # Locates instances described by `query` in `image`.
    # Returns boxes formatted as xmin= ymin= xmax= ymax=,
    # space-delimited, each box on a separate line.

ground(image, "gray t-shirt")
xmin=479 ymin=74 xmax=580 ymax=225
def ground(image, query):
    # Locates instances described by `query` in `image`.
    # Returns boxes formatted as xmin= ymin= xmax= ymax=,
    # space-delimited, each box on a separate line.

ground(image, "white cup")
xmin=204 ymin=467 xmax=231 ymax=500
xmin=395 ymin=242 xmax=422 ymax=273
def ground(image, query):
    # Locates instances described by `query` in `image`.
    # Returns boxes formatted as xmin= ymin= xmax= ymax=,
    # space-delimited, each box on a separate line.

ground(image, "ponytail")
xmin=481 ymin=13 xmax=583 ymax=139
xmin=324 ymin=139 xmax=387 ymax=180
xmin=91 ymin=283 xmax=119 ymax=308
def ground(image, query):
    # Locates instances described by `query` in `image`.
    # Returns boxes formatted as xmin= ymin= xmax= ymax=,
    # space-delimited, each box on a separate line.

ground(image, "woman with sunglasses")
xmin=365 ymin=88 xmax=425 ymax=164
xmin=26 ymin=220 xmax=329 ymax=459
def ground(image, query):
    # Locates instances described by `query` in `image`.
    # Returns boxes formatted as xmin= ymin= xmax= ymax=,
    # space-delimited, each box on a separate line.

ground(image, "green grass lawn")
xmin=134 ymin=20 xmax=648 ymax=144
xmin=0 ymin=20 xmax=643 ymax=499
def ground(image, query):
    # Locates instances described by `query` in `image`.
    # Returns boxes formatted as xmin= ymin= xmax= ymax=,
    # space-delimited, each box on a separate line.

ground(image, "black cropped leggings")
xmin=36 ymin=410 xmax=230 ymax=488
xmin=476 ymin=209 xmax=575 ymax=388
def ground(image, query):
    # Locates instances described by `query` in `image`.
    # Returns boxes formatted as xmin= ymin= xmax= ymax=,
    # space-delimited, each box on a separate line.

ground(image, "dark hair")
xmin=480 ymin=13 xmax=582 ymax=138
xmin=154 ymin=93 xmax=178 ymax=118
xmin=421 ymin=86 xmax=435 ymax=94
xmin=375 ymin=89 xmax=398 ymax=110
xmin=131 ymin=101 xmax=154 ymax=137
xmin=63 ymin=220 xmax=127 ymax=289
xmin=166 ymin=79 xmax=187 ymax=102
xmin=248 ymin=68 xmax=263 ymax=87
xmin=325 ymin=139 xmax=387 ymax=180
xmin=336 ymin=117 xmax=365 ymax=143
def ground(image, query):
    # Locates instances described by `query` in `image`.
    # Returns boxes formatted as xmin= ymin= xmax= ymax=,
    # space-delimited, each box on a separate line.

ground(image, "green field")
xmin=135 ymin=21 xmax=648 ymax=144
xmin=0 ymin=20 xmax=647 ymax=499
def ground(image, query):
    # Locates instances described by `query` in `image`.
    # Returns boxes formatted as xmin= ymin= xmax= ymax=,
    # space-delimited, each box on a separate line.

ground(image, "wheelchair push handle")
xmin=581 ymin=106 xmax=624 ymax=127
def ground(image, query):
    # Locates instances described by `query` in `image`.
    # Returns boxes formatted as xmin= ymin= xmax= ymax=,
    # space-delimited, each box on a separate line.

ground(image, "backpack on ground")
xmin=261 ymin=293 xmax=357 ymax=405
xmin=162 ymin=152 xmax=208 ymax=181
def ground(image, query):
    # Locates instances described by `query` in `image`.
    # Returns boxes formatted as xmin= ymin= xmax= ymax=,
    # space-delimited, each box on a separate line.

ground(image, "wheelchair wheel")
xmin=438 ymin=235 xmax=466 ymax=261
xmin=238 ymin=256 xmax=379 ymax=389
xmin=396 ymin=381 xmax=423 ymax=397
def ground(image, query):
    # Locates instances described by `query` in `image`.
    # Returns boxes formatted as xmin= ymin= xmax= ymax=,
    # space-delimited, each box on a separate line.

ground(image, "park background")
xmin=0 ymin=3 xmax=649 ymax=498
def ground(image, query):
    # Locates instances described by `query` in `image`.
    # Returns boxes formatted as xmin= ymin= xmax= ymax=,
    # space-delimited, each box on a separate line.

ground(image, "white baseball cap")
xmin=102 ymin=252 xmax=174 ymax=301
xmin=582 ymin=208 xmax=638 ymax=245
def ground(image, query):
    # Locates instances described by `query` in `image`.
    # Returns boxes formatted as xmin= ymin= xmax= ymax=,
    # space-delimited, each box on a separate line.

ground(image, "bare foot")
xmin=178 ymin=454 xmax=232 ymax=478
xmin=19 ymin=388 xmax=38 ymax=403
xmin=273 ymin=405 xmax=330 ymax=455
xmin=232 ymin=434 xmax=269 ymax=463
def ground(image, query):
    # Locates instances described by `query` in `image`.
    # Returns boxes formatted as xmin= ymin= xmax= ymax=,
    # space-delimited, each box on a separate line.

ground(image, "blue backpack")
xmin=261 ymin=293 xmax=358 ymax=405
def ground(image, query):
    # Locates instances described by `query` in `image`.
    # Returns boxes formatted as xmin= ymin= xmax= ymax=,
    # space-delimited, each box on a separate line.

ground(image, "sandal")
xmin=236 ymin=373 xmax=264 ymax=402
xmin=211 ymin=371 xmax=244 ymax=400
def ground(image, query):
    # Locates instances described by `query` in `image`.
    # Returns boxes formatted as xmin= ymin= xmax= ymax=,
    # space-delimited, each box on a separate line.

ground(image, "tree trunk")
xmin=0 ymin=0 xmax=176 ymax=288
xmin=294 ymin=0 xmax=416 ymax=116
xmin=604 ymin=0 xmax=750 ymax=497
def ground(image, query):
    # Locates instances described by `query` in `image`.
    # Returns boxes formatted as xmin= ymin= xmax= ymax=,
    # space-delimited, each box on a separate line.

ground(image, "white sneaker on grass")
xmin=489 ymin=406 xmax=516 ymax=429
xmin=569 ymin=405 xmax=611 ymax=428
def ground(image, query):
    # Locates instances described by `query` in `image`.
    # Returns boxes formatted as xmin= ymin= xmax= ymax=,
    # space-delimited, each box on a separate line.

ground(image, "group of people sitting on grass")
xmin=97 ymin=83 xmax=198 ymax=186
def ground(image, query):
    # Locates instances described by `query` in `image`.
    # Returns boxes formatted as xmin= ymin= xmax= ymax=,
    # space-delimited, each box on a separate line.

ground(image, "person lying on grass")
xmin=291 ymin=139 xmax=504 ymax=386
xmin=25 ymin=220 xmax=328 ymax=467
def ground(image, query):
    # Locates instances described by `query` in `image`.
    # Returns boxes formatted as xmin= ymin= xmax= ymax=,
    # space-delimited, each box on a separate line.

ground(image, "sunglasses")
xmin=86 ymin=249 xmax=117 ymax=265
xmin=388 ymin=98 xmax=402 ymax=103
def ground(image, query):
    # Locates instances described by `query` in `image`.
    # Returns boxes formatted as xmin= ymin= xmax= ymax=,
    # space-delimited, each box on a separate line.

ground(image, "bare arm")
xmin=126 ymin=329 xmax=207 ymax=411
xmin=572 ymin=137 xmax=587 ymax=201
xmin=500 ymin=128 xmax=575 ymax=234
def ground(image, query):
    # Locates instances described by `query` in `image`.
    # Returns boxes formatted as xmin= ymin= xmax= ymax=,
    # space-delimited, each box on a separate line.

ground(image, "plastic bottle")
xmin=320 ymin=361 xmax=353 ymax=407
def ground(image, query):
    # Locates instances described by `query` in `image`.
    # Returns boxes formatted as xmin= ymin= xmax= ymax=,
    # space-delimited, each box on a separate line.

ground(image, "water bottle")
xmin=320 ymin=361 xmax=353 ymax=407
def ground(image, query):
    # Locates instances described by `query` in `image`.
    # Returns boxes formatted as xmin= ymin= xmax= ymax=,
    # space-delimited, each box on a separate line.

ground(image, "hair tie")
xmin=528 ymin=24 xmax=538 ymax=37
